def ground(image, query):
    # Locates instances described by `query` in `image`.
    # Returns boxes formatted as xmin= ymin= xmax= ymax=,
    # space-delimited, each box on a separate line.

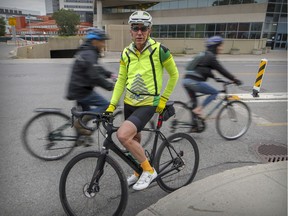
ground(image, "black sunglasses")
xmin=131 ymin=26 xmax=149 ymax=32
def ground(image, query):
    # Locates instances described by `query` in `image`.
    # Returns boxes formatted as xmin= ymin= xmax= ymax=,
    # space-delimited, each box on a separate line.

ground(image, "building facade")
xmin=59 ymin=0 xmax=93 ymax=23
xmin=94 ymin=0 xmax=287 ymax=50
xmin=45 ymin=0 xmax=60 ymax=15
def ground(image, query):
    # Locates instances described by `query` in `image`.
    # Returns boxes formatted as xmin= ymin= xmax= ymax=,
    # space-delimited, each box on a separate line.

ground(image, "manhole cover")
xmin=254 ymin=144 xmax=287 ymax=163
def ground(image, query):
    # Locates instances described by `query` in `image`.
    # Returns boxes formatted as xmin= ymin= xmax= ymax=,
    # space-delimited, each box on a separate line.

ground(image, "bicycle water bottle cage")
xmin=162 ymin=101 xmax=175 ymax=121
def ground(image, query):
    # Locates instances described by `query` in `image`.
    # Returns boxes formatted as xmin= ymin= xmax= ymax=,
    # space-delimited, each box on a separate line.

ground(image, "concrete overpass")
xmin=93 ymin=0 xmax=167 ymax=28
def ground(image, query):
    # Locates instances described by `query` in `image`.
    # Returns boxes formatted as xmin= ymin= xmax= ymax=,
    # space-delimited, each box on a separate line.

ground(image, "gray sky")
xmin=1 ymin=0 xmax=46 ymax=15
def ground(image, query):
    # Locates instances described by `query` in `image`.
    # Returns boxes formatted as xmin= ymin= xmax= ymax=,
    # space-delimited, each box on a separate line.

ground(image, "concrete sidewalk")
xmin=137 ymin=161 xmax=287 ymax=216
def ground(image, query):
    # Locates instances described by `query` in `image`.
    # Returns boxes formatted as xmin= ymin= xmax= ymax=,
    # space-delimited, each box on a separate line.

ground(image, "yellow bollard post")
xmin=252 ymin=59 xmax=268 ymax=97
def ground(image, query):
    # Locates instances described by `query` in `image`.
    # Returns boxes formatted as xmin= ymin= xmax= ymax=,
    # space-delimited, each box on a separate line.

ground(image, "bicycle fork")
xmin=85 ymin=149 xmax=107 ymax=196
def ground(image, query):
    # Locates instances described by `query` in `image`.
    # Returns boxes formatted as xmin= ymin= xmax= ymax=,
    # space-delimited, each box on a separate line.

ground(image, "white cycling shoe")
xmin=127 ymin=174 xmax=139 ymax=187
xmin=132 ymin=169 xmax=157 ymax=191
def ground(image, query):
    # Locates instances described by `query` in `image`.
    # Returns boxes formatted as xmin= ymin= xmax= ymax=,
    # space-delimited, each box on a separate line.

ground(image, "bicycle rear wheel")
xmin=59 ymin=151 xmax=128 ymax=216
xmin=164 ymin=101 xmax=193 ymax=134
xmin=22 ymin=112 xmax=76 ymax=161
xmin=113 ymin=110 xmax=155 ymax=148
xmin=216 ymin=100 xmax=251 ymax=140
xmin=154 ymin=133 xmax=199 ymax=193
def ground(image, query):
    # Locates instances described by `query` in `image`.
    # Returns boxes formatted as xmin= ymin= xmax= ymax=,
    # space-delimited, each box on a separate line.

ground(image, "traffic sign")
xmin=8 ymin=17 xmax=16 ymax=26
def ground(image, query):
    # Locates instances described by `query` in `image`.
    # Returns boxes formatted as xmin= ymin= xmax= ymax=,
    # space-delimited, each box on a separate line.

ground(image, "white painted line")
xmin=244 ymin=100 xmax=287 ymax=103
xmin=218 ymin=92 xmax=288 ymax=101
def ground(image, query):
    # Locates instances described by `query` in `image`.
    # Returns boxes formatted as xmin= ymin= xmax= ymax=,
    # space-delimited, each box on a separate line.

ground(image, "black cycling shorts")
xmin=124 ymin=104 xmax=156 ymax=132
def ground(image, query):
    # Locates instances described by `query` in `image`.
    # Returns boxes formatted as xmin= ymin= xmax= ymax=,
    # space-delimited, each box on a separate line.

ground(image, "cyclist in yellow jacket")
xmin=106 ymin=11 xmax=179 ymax=190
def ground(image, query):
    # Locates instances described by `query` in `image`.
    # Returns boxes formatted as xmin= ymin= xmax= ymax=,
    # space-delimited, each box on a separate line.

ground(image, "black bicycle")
xmin=59 ymin=101 xmax=199 ymax=216
xmin=167 ymin=78 xmax=252 ymax=140
xmin=21 ymin=106 xmax=155 ymax=161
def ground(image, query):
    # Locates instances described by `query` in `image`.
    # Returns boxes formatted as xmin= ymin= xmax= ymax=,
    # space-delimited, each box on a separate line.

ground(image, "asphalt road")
xmin=0 ymin=46 xmax=286 ymax=215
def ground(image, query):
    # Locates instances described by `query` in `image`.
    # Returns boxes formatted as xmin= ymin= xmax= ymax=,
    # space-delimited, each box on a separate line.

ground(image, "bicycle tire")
xmin=22 ymin=112 xmax=76 ymax=161
xmin=154 ymin=133 xmax=199 ymax=193
xmin=59 ymin=151 xmax=128 ymax=216
xmin=216 ymin=100 xmax=252 ymax=140
xmin=113 ymin=110 xmax=155 ymax=148
xmin=164 ymin=101 xmax=193 ymax=134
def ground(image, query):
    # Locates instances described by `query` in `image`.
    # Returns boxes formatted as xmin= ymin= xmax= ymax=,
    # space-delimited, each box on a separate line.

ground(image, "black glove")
xmin=234 ymin=78 xmax=242 ymax=86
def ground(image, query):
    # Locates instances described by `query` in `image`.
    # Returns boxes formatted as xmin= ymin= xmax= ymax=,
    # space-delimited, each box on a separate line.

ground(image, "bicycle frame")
xmin=91 ymin=116 xmax=168 ymax=184
xmin=71 ymin=104 xmax=185 ymax=188
xmin=189 ymin=79 xmax=233 ymax=120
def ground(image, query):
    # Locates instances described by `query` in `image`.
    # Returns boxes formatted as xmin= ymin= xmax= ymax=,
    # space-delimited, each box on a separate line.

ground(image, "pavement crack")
xmin=188 ymin=205 xmax=223 ymax=213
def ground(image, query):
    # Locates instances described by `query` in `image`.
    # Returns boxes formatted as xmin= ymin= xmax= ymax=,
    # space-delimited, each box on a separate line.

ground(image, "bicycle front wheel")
xmin=216 ymin=100 xmax=251 ymax=140
xmin=22 ymin=112 xmax=76 ymax=161
xmin=154 ymin=133 xmax=199 ymax=193
xmin=59 ymin=151 xmax=128 ymax=216
xmin=164 ymin=101 xmax=193 ymax=134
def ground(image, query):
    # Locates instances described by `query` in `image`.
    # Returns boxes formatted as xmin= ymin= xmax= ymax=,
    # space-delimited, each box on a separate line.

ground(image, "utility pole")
xmin=96 ymin=0 xmax=102 ymax=29
xmin=27 ymin=14 xmax=32 ymax=42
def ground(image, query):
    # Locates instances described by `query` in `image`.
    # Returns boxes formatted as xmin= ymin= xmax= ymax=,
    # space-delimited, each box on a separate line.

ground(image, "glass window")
xmin=205 ymin=32 xmax=215 ymax=37
xmin=249 ymin=32 xmax=261 ymax=39
xmin=160 ymin=32 xmax=168 ymax=38
xmin=167 ymin=32 xmax=177 ymax=38
xmin=179 ymin=0 xmax=188 ymax=8
xmin=195 ymin=32 xmax=204 ymax=38
xmin=168 ymin=25 xmax=177 ymax=31
xmin=251 ymin=22 xmax=262 ymax=31
xmin=209 ymin=0 xmax=219 ymax=6
xmin=281 ymin=3 xmax=287 ymax=13
xmin=238 ymin=23 xmax=250 ymax=31
xmin=206 ymin=23 xmax=216 ymax=31
xmin=152 ymin=25 xmax=160 ymax=32
xmin=185 ymin=31 xmax=195 ymax=38
xmin=217 ymin=0 xmax=230 ymax=5
xmin=243 ymin=0 xmax=257 ymax=3
xmin=177 ymin=32 xmax=186 ymax=38
xmin=267 ymin=3 xmax=281 ymax=12
xmin=187 ymin=0 xmax=198 ymax=8
xmin=216 ymin=23 xmax=226 ymax=31
xmin=227 ymin=31 xmax=237 ymax=38
xmin=227 ymin=23 xmax=238 ymax=31
xmin=186 ymin=24 xmax=196 ymax=38
xmin=196 ymin=24 xmax=205 ymax=31
xmin=170 ymin=1 xmax=179 ymax=9
xmin=186 ymin=24 xmax=196 ymax=31
xmin=177 ymin=24 xmax=186 ymax=31
xmin=161 ymin=2 xmax=170 ymax=10
xmin=198 ymin=0 xmax=208 ymax=7
xmin=237 ymin=32 xmax=249 ymax=38
xmin=159 ymin=25 xmax=168 ymax=32
xmin=230 ymin=0 xmax=241 ymax=4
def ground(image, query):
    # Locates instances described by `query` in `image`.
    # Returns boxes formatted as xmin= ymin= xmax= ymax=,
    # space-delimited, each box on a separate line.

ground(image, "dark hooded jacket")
xmin=184 ymin=45 xmax=235 ymax=81
xmin=66 ymin=40 xmax=114 ymax=100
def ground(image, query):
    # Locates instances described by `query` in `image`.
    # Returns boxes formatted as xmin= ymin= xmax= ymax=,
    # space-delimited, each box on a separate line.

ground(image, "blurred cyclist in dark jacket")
xmin=182 ymin=36 xmax=242 ymax=116
xmin=66 ymin=27 xmax=114 ymax=135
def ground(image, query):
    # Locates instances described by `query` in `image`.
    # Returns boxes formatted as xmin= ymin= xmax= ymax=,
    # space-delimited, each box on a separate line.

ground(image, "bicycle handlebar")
xmin=71 ymin=107 xmax=114 ymax=131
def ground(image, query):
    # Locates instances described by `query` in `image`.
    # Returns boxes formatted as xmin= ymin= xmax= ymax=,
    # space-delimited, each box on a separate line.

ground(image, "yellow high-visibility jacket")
xmin=110 ymin=38 xmax=179 ymax=107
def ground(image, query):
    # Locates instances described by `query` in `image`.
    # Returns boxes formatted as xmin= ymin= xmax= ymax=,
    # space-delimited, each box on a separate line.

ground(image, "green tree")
xmin=52 ymin=9 xmax=80 ymax=36
xmin=0 ymin=17 xmax=6 ymax=36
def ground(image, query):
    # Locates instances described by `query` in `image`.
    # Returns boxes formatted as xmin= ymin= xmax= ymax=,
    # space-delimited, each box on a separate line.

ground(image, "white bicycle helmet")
xmin=128 ymin=11 xmax=153 ymax=27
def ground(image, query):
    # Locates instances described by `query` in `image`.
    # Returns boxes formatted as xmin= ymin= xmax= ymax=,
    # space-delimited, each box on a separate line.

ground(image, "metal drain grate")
xmin=255 ymin=144 xmax=288 ymax=163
